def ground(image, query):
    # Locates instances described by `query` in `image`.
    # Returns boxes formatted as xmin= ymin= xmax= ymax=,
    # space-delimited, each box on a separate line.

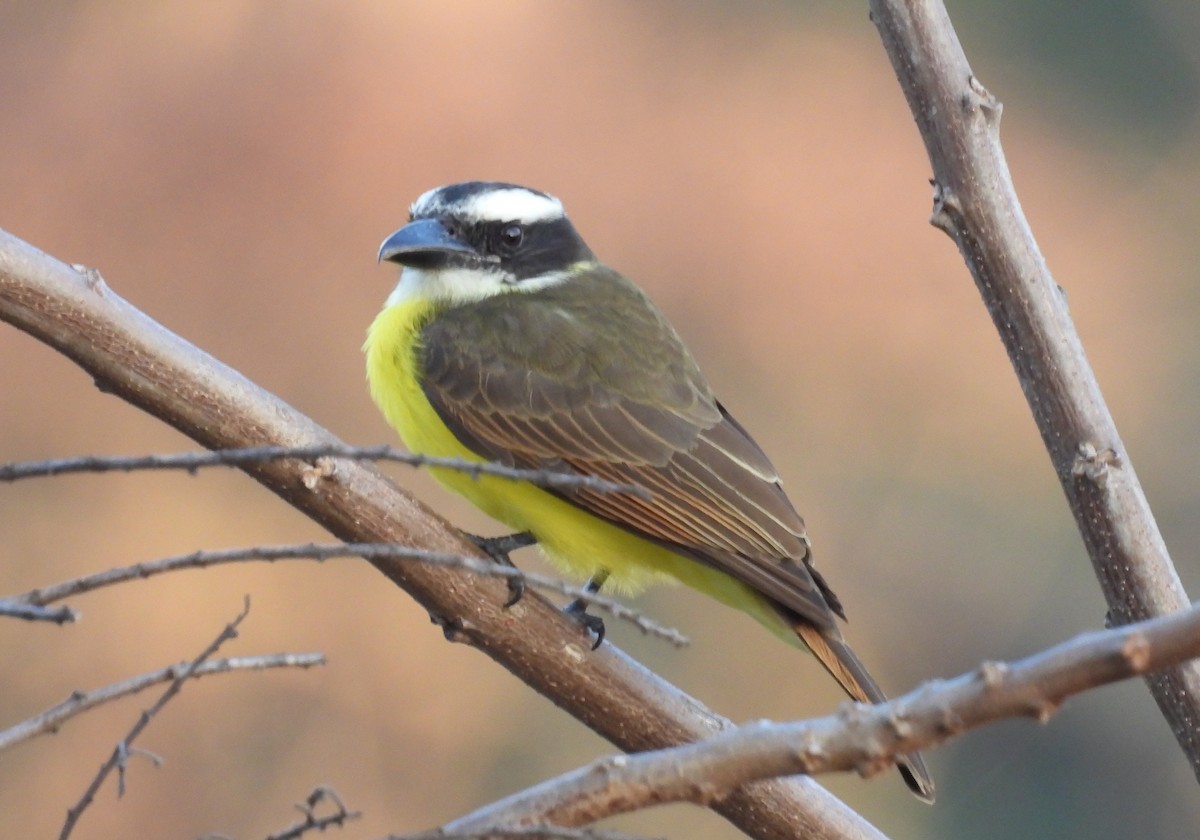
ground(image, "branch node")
xmin=429 ymin=611 xmax=468 ymax=643
xmin=885 ymin=710 xmax=914 ymax=741
xmin=692 ymin=779 xmax=727 ymax=806
xmin=300 ymin=456 xmax=337 ymax=489
xmin=796 ymin=730 xmax=826 ymax=771
xmin=929 ymin=180 xmax=962 ymax=236
xmin=70 ymin=264 xmax=108 ymax=292
xmin=965 ymin=74 xmax=1002 ymax=124
xmin=1025 ymin=698 xmax=1059 ymax=724
xmin=1071 ymin=441 xmax=1120 ymax=486
xmin=835 ymin=699 xmax=869 ymax=725
xmin=852 ymin=739 xmax=892 ymax=781
xmin=937 ymin=705 xmax=966 ymax=736
xmin=977 ymin=660 xmax=1009 ymax=689
xmin=1121 ymin=631 xmax=1153 ymax=673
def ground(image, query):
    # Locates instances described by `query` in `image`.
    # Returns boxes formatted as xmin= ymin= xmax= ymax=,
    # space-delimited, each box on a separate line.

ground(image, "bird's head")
xmin=378 ymin=181 xmax=596 ymax=305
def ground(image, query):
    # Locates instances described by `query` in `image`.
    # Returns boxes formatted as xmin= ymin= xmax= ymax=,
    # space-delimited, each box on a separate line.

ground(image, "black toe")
xmin=564 ymin=599 xmax=606 ymax=649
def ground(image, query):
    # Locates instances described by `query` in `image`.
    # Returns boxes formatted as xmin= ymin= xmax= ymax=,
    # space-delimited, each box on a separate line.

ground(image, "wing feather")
xmin=418 ymin=266 xmax=841 ymax=629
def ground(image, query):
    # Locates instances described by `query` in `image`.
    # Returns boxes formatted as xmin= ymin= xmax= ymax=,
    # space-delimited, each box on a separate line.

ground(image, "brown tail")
xmin=794 ymin=623 xmax=935 ymax=803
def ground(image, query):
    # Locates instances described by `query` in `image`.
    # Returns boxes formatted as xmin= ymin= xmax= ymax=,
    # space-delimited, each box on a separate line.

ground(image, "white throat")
xmin=385 ymin=265 xmax=580 ymax=307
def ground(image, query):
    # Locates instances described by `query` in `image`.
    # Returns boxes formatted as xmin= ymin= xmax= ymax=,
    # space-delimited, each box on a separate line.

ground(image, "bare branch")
xmin=0 ymin=652 xmax=324 ymax=753
xmin=59 ymin=598 xmax=253 ymax=840
xmin=0 ymin=444 xmax=648 ymax=499
xmin=443 ymin=602 xmax=1200 ymax=831
xmin=261 ymin=786 xmax=361 ymax=840
xmin=395 ymin=829 xmax=658 ymax=840
xmin=13 ymin=543 xmax=688 ymax=647
xmin=868 ymin=0 xmax=1200 ymax=775
xmin=0 ymin=231 xmax=889 ymax=839
xmin=0 ymin=599 xmax=76 ymax=623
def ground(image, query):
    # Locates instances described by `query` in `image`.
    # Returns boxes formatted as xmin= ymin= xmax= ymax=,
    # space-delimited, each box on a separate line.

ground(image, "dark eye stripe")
xmin=445 ymin=217 xmax=594 ymax=280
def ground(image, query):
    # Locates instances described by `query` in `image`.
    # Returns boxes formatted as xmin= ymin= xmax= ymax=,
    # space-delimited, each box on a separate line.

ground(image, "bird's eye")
xmin=501 ymin=223 xmax=524 ymax=247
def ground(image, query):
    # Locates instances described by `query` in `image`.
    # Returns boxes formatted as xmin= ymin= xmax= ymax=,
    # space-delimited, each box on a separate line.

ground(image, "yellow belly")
xmin=364 ymin=298 xmax=794 ymax=637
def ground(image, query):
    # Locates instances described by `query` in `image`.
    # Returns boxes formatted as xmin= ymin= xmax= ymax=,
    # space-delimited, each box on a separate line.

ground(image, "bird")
xmin=364 ymin=181 xmax=934 ymax=802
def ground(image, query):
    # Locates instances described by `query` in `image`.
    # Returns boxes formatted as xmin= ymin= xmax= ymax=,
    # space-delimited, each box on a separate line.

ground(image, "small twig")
xmin=116 ymin=746 xmax=163 ymax=796
xmin=59 ymin=597 xmax=253 ymax=840
xmin=0 ymin=444 xmax=649 ymax=498
xmin=0 ymin=652 xmax=324 ymax=753
xmin=260 ymin=786 xmax=361 ymax=840
xmin=0 ymin=599 xmax=76 ymax=623
xmin=15 ymin=543 xmax=688 ymax=648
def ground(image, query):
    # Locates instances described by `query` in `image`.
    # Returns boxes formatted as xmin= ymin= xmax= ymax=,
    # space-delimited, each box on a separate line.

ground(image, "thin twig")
xmin=59 ymin=598 xmax=253 ymax=840
xmin=262 ymin=786 xmax=361 ymax=840
xmin=442 ymin=601 xmax=1200 ymax=831
xmin=0 ymin=444 xmax=649 ymax=498
xmin=0 ymin=652 xmax=324 ymax=753
xmin=14 ymin=543 xmax=689 ymax=647
xmin=0 ymin=599 xmax=76 ymax=623
xmin=395 ymin=829 xmax=658 ymax=840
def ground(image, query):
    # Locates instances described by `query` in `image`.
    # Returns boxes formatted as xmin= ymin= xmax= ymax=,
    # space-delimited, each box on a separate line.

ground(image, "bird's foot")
xmin=563 ymin=570 xmax=610 ymax=650
xmin=465 ymin=531 xmax=535 ymax=607
xmin=564 ymin=599 xmax=606 ymax=650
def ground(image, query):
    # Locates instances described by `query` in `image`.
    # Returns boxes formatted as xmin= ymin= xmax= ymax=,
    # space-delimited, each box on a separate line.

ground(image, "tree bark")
xmin=869 ymin=0 xmax=1200 ymax=779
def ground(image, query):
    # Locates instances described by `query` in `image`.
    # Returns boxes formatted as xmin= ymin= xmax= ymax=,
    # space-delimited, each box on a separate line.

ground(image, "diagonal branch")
xmin=868 ymin=0 xmax=1200 ymax=777
xmin=0 ymin=232 xmax=884 ymax=840
xmin=438 ymin=600 xmax=1200 ymax=831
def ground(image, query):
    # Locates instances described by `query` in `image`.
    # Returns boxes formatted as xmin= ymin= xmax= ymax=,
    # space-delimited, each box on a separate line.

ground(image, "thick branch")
xmin=869 ymin=0 xmax=1200 ymax=776
xmin=442 ymin=600 xmax=1200 ymax=830
xmin=0 ymin=232 xmax=882 ymax=839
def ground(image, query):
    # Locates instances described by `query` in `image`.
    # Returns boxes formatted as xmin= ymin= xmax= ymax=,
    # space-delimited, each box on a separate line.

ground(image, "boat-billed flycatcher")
xmin=364 ymin=181 xmax=933 ymax=802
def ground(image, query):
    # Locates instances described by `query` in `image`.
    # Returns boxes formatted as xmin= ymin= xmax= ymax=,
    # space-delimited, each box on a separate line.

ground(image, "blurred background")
xmin=2 ymin=2 xmax=1199 ymax=838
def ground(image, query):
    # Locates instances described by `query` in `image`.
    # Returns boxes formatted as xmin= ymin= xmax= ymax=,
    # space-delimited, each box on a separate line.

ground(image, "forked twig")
xmin=59 ymin=598 xmax=254 ymax=840
xmin=0 ymin=652 xmax=324 ymax=753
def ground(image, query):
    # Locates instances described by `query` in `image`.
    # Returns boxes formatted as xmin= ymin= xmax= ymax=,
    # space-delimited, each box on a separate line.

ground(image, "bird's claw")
xmin=503 ymin=576 xmax=525 ymax=608
xmin=465 ymin=531 xmax=535 ymax=608
xmin=564 ymin=598 xmax=606 ymax=650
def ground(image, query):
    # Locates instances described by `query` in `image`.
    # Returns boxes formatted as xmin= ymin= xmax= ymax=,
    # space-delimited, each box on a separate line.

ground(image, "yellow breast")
xmin=363 ymin=298 xmax=790 ymax=635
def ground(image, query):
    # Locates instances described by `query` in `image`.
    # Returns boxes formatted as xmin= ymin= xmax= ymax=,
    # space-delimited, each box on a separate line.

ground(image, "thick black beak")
xmin=377 ymin=218 xmax=476 ymax=267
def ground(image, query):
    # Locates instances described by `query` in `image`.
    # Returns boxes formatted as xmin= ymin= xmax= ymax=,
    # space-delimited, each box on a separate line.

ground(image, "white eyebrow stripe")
xmin=461 ymin=188 xmax=564 ymax=223
xmin=411 ymin=186 xmax=565 ymax=225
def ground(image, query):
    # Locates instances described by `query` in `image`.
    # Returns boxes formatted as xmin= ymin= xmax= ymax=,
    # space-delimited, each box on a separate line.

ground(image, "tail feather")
xmin=794 ymin=623 xmax=935 ymax=804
